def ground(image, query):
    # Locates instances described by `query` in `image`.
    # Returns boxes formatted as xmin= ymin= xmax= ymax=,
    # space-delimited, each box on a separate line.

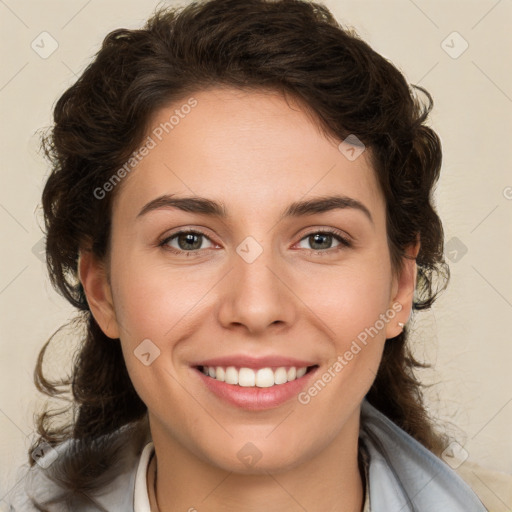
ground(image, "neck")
xmin=147 ymin=411 xmax=364 ymax=512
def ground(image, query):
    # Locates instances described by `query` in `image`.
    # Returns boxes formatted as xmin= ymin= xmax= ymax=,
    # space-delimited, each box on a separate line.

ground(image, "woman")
xmin=9 ymin=0 xmax=489 ymax=510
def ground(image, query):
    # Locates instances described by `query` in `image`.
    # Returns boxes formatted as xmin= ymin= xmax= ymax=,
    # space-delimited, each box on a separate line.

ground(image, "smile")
xmin=199 ymin=365 xmax=316 ymax=388
xmin=193 ymin=362 xmax=319 ymax=410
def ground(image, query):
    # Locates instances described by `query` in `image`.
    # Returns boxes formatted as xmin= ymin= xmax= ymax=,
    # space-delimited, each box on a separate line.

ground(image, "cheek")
xmin=109 ymin=256 xmax=219 ymax=400
xmin=293 ymin=252 xmax=394 ymax=403
xmin=292 ymin=264 xmax=393 ymax=439
xmin=299 ymin=254 xmax=394 ymax=344
xmin=110 ymin=254 xmax=216 ymax=342
xmin=331 ymin=276 xmax=392 ymax=343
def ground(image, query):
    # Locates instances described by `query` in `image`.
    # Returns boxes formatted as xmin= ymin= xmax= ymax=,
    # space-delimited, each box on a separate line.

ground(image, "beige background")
xmin=1 ymin=0 xmax=511 ymax=507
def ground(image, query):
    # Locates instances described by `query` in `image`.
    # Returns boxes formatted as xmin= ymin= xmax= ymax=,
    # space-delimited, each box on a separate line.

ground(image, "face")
xmin=81 ymin=87 xmax=414 ymax=474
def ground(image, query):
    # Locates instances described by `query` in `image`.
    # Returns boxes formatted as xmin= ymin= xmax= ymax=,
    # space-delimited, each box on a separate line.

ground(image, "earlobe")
xmin=385 ymin=239 xmax=420 ymax=339
xmin=78 ymin=250 xmax=120 ymax=339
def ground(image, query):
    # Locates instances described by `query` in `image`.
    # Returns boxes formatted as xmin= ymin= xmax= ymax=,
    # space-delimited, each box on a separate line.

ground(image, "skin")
xmin=79 ymin=87 xmax=418 ymax=512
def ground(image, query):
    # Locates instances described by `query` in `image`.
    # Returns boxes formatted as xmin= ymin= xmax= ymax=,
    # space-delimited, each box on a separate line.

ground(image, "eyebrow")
xmin=137 ymin=194 xmax=373 ymax=224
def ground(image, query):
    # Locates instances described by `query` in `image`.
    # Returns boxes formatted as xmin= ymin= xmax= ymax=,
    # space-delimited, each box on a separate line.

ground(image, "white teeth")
xmin=274 ymin=367 xmax=288 ymax=385
xmin=201 ymin=365 xmax=311 ymax=387
xmin=225 ymin=366 xmax=238 ymax=385
xmin=296 ymin=367 xmax=307 ymax=378
xmin=215 ymin=367 xmax=225 ymax=382
xmin=255 ymin=368 xmax=274 ymax=388
xmin=239 ymin=368 xmax=255 ymax=387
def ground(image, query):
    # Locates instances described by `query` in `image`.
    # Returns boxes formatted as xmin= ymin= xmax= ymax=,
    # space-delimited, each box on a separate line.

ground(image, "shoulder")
xmin=359 ymin=399 xmax=489 ymax=512
xmin=6 ymin=421 xmax=150 ymax=512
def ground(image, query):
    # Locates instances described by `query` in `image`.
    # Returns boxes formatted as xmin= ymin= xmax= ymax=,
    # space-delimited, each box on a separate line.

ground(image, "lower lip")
xmin=193 ymin=366 xmax=319 ymax=411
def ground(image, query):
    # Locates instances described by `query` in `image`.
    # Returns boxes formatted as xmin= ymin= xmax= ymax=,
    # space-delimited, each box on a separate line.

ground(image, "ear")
xmin=385 ymin=237 xmax=420 ymax=339
xmin=78 ymin=249 xmax=120 ymax=339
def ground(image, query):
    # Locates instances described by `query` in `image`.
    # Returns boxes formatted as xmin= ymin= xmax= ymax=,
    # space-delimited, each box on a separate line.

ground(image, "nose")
xmin=216 ymin=240 xmax=297 ymax=336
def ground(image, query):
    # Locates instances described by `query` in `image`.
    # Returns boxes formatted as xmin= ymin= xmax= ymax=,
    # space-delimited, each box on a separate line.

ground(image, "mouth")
xmin=192 ymin=362 xmax=320 ymax=411
xmin=195 ymin=364 xmax=319 ymax=388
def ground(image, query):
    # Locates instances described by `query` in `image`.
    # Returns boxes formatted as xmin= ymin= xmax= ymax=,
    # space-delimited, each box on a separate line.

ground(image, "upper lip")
xmin=192 ymin=355 xmax=318 ymax=369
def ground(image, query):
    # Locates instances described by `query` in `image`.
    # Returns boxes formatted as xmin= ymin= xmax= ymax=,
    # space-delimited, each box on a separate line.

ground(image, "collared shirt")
xmin=359 ymin=436 xmax=371 ymax=512
xmin=133 ymin=442 xmax=154 ymax=512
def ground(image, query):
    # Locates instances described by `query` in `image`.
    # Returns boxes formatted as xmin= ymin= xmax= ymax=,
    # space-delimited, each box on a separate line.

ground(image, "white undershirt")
xmin=133 ymin=442 xmax=155 ymax=512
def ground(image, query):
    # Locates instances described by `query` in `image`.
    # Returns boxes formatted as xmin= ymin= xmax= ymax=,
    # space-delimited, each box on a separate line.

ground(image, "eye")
xmin=158 ymin=228 xmax=352 ymax=256
xmin=159 ymin=229 xmax=215 ymax=255
xmin=296 ymin=230 xmax=352 ymax=252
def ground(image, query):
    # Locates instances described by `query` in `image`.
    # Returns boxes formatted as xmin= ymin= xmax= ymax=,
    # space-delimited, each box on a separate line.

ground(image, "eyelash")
xmin=158 ymin=228 xmax=352 ymax=256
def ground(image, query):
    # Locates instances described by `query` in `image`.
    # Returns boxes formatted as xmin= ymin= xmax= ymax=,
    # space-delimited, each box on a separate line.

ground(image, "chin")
xmin=199 ymin=439 xmax=312 ymax=475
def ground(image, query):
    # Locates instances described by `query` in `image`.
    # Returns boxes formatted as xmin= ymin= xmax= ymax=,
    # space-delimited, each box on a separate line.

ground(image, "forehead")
xmin=112 ymin=87 xmax=384 ymax=221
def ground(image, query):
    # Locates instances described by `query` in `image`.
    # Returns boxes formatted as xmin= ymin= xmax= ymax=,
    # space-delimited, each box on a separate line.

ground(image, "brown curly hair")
xmin=31 ymin=0 xmax=450 ymax=501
